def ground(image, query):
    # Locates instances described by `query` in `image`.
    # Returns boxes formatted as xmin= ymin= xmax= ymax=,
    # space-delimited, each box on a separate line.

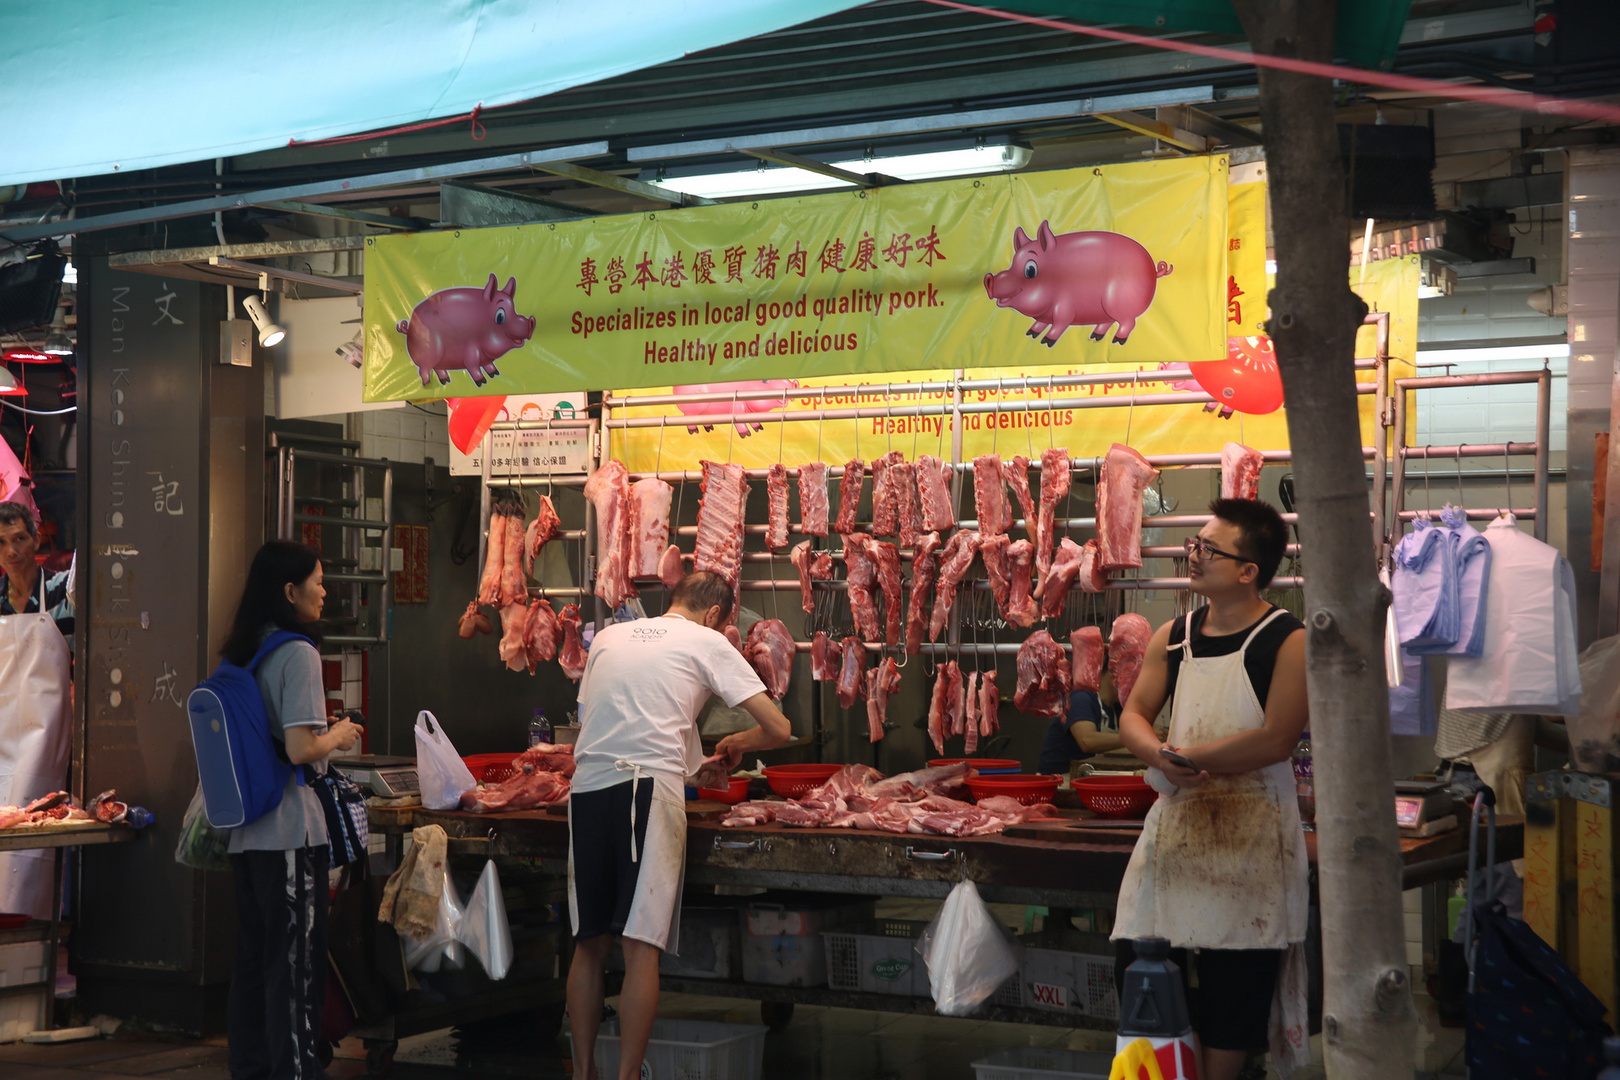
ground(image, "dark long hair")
xmin=220 ymin=540 xmax=324 ymax=665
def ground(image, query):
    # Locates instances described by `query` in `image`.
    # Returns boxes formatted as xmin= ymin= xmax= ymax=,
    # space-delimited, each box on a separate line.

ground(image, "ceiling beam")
xmin=109 ymin=235 xmax=367 ymax=268
xmin=438 ymin=180 xmax=599 ymax=227
xmin=256 ymin=200 xmax=426 ymax=231
xmin=1154 ymin=105 xmax=1263 ymax=147
xmin=525 ymin=160 xmax=717 ymax=207
xmin=209 ymin=256 xmax=364 ymax=295
xmin=737 ymin=148 xmax=902 ymax=188
xmin=1 ymin=141 xmax=610 ymax=243
xmin=1089 ymin=111 xmax=1211 ymax=153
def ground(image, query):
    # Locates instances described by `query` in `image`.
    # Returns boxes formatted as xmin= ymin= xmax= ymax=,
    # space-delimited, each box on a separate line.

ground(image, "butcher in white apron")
xmin=565 ymin=571 xmax=791 ymax=1080
xmin=1112 ymin=499 xmax=1311 ymax=1080
xmin=0 ymin=502 xmax=73 ymax=919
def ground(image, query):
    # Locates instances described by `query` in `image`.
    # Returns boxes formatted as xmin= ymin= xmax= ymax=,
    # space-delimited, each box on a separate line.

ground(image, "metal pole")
xmin=1534 ymin=367 xmax=1551 ymax=543
xmin=1391 ymin=376 xmax=1408 ymax=537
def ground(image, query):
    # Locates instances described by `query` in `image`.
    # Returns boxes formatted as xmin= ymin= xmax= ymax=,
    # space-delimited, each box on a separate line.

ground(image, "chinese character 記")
xmin=150 ymin=473 xmax=184 ymax=516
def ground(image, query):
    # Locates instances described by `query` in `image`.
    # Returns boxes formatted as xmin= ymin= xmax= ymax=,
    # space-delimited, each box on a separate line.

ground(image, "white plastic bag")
xmin=1570 ymin=635 xmax=1620 ymax=772
xmin=415 ymin=710 xmax=477 ymax=811
xmin=403 ymin=873 xmax=467 ymax=973
xmin=457 ymin=859 xmax=513 ymax=980
xmin=918 ymin=878 xmax=1019 ymax=1016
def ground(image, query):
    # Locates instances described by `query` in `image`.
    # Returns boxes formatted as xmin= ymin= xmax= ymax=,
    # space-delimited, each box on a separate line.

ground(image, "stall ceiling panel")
xmin=0 ymin=0 xmax=864 ymax=187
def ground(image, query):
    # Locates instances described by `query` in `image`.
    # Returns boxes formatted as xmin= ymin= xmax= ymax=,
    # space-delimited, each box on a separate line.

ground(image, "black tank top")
xmin=1164 ymin=605 xmax=1304 ymax=711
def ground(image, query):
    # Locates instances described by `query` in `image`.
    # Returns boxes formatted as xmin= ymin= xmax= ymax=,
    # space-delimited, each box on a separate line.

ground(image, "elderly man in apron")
xmin=1113 ymin=498 xmax=1310 ymax=1080
xmin=0 ymin=501 xmax=73 ymax=919
xmin=566 ymin=571 xmax=792 ymax=1080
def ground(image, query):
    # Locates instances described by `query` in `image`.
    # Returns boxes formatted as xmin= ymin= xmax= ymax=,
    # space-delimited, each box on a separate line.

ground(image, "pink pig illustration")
xmin=673 ymin=379 xmax=799 ymax=437
xmin=395 ymin=273 xmax=536 ymax=387
xmin=983 ymin=222 xmax=1172 ymax=347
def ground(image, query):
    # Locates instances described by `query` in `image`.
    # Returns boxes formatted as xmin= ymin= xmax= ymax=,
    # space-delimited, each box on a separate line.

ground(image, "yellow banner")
xmin=611 ymin=228 xmax=1420 ymax=473
xmin=363 ymin=158 xmax=1230 ymax=401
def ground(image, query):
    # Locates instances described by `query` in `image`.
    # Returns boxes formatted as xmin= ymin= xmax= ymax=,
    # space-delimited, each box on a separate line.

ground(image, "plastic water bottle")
xmin=125 ymin=807 xmax=155 ymax=829
xmin=528 ymin=708 xmax=552 ymax=747
xmin=1293 ymin=731 xmax=1315 ymax=826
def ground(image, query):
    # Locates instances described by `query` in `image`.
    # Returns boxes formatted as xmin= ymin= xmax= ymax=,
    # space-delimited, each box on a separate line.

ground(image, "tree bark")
xmin=1228 ymin=1 xmax=1417 ymax=1076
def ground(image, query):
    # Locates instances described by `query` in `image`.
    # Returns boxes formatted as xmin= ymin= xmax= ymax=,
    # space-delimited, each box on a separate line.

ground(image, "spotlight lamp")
xmin=242 ymin=294 xmax=286 ymax=347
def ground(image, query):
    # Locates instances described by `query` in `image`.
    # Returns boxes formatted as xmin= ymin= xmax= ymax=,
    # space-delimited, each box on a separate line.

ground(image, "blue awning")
xmin=0 ymin=1 xmax=864 ymax=187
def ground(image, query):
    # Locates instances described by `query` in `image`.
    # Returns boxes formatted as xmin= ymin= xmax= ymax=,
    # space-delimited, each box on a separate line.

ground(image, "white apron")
xmin=1112 ymin=608 xmax=1312 ymax=1073
xmin=0 ymin=572 xmax=72 ymax=919
xmin=566 ymin=763 xmax=687 ymax=955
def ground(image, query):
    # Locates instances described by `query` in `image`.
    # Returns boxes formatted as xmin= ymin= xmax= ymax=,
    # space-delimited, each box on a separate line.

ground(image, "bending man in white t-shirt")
xmin=567 ymin=570 xmax=791 ymax=1080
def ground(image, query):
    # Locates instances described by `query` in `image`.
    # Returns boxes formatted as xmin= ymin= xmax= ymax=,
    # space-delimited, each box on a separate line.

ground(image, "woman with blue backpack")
xmin=219 ymin=540 xmax=361 ymax=1080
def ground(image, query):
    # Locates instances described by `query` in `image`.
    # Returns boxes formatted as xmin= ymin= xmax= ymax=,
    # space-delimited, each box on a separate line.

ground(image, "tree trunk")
xmin=1228 ymin=1 xmax=1418 ymax=1076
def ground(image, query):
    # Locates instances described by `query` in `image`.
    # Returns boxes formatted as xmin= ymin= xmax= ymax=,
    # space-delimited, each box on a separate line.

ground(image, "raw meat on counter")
xmin=843 ymin=533 xmax=882 ymax=644
xmin=658 ymin=544 xmax=684 ymax=588
xmin=973 ymin=454 xmax=1011 ymax=536
xmin=798 ymin=461 xmax=830 ymax=537
xmin=558 ymin=604 xmax=587 ymax=680
xmin=873 ymin=539 xmax=903 ymax=646
xmin=1014 ymin=630 xmax=1070 ymax=718
xmin=929 ymin=530 xmax=981 ymax=642
xmin=765 ymin=464 xmax=790 ymax=550
xmin=1077 ymin=538 xmax=1109 ymax=593
xmin=744 ymin=619 xmax=795 ymax=700
xmin=584 ymin=460 xmax=637 ymax=608
xmin=1108 ymin=613 xmax=1154 ymax=705
xmin=870 ymin=450 xmax=906 ymax=537
xmin=865 ymin=657 xmax=901 ymax=742
xmin=836 ymin=635 xmax=866 ymax=709
xmin=460 ymin=744 xmax=575 ymax=812
xmin=1070 ymin=626 xmax=1105 ymax=692
xmin=790 ymin=541 xmax=816 ymax=614
xmin=979 ymin=670 xmax=1000 ymax=737
xmin=1096 ymin=443 xmax=1161 ymax=571
xmin=835 ymin=458 xmax=865 ymax=534
xmin=695 ymin=460 xmax=749 ymax=609
xmin=905 ymin=532 xmax=941 ymax=655
xmin=1005 ymin=539 xmax=1039 ymax=628
xmin=719 ymin=762 xmax=1052 ymax=837
xmin=1221 ymin=442 xmax=1265 ymax=501
xmin=523 ymin=494 xmax=562 ymax=578
xmin=524 ymin=599 xmax=561 ymax=669
xmin=1039 ymin=537 xmax=1083 ymax=619
xmin=629 ymin=478 xmax=673 ymax=577
xmin=1036 ymin=448 xmax=1071 ymax=583
xmin=458 ymin=600 xmax=493 ymax=638
xmin=0 ymin=791 xmax=109 ymax=829
xmin=916 ymin=454 xmax=955 ymax=531
xmin=810 ymin=632 xmax=842 ymax=681
xmin=964 ymin=670 xmax=981 ymax=753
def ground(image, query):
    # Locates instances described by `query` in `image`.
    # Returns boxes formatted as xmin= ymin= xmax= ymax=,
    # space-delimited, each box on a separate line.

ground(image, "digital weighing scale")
xmin=330 ymin=755 xmax=419 ymax=798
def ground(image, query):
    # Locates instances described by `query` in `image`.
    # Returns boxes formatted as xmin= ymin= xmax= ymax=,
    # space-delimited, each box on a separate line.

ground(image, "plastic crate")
xmin=607 ymin=903 xmax=742 ymax=981
xmin=825 ymin=919 xmax=1024 ymax=1006
xmin=971 ymin=1047 xmax=1112 ymax=1080
xmin=740 ymin=893 xmax=873 ymax=987
xmin=1018 ymin=931 xmax=1117 ymax=1020
xmin=570 ymin=1018 xmax=767 ymax=1080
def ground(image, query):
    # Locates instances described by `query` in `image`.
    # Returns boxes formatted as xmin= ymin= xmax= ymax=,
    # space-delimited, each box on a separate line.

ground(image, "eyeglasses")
xmin=1184 ymin=536 xmax=1253 ymax=564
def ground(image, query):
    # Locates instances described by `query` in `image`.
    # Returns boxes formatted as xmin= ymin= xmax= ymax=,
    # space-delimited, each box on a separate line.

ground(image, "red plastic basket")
xmin=964 ymin=774 xmax=1062 ymax=806
xmin=763 ymin=763 xmax=842 ymax=798
xmin=697 ymin=777 xmax=752 ymax=805
xmin=462 ymin=752 xmax=521 ymax=785
xmin=1070 ymin=775 xmax=1157 ymax=819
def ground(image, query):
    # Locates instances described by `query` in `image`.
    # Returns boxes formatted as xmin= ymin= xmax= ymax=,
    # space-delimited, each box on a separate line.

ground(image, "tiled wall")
xmin=356 ymin=405 xmax=450 ymax=466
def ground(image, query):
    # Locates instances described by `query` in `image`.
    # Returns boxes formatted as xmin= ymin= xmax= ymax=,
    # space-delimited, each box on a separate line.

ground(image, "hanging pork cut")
xmin=724 ymin=624 xmax=744 ymax=652
xmin=745 ymin=619 xmax=796 ymax=700
xmin=798 ymin=461 xmax=830 ymax=537
xmin=843 ymin=533 xmax=882 ymax=643
xmin=835 ymin=459 xmax=865 ymax=534
xmin=979 ymin=670 xmax=1000 ymax=736
xmin=523 ymin=494 xmax=562 ymax=578
xmin=929 ymin=530 xmax=981 ymax=641
xmin=1005 ymin=539 xmax=1039 ymax=628
xmin=979 ymin=534 xmax=1012 ymax=614
xmin=870 ymin=450 xmax=906 ymax=537
xmin=905 ymin=531 xmax=941 ymax=655
xmin=790 ymin=540 xmax=816 ymax=614
xmin=498 ymin=602 xmax=530 ymax=672
xmin=1070 ymin=626 xmax=1105 ymax=692
xmin=1007 ymin=455 xmax=1036 ymax=532
xmin=765 ymin=464 xmax=790 ymax=550
xmin=836 ymin=635 xmax=866 ymax=709
xmin=458 ymin=600 xmax=493 ymax=638
xmin=1014 ymin=630 xmax=1070 ymax=718
xmin=947 ymin=662 xmax=967 ymax=737
xmin=1039 ymin=537 xmax=1084 ymax=619
xmin=477 ymin=510 xmax=508 ymax=606
xmin=1035 ymin=448 xmax=1071 ymax=584
xmin=1221 ymin=442 xmax=1265 ymax=501
xmin=584 ymin=460 xmax=636 ymax=608
xmin=964 ymin=670 xmax=981 ymax=754
xmin=1108 ymin=613 xmax=1154 ymax=705
xmin=865 ymin=657 xmax=901 ymax=743
xmin=926 ymin=663 xmax=951 ymax=755
xmin=894 ymin=461 xmax=924 ymax=549
xmin=810 ymin=632 xmax=841 ymax=681
xmin=658 ymin=545 xmax=684 ymax=588
xmin=524 ymin=599 xmax=561 ymax=668
xmin=974 ymin=454 xmax=1011 ymax=536
xmin=872 ymin=539 xmax=903 ymax=646
xmin=916 ymin=454 xmax=955 ymax=531
xmin=1077 ymin=538 xmax=1109 ymax=593
xmin=695 ymin=460 xmax=748 ymax=610
xmin=1096 ymin=443 xmax=1160 ymax=571
xmin=499 ymin=504 xmax=528 ymax=607
xmin=629 ymin=478 xmax=673 ymax=578
xmin=558 ymin=604 xmax=587 ymax=680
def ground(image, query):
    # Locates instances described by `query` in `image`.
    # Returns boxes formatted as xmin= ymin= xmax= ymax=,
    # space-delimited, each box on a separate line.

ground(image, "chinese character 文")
xmin=577 ymin=257 xmax=599 ymax=296
xmin=660 ymin=251 xmax=688 ymax=288
xmin=724 ymin=246 xmax=747 ymax=283
xmin=848 ymin=232 xmax=877 ymax=272
xmin=605 ymin=256 xmax=627 ymax=294
xmin=785 ymin=241 xmax=808 ymax=278
xmin=153 ymin=289 xmax=184 ymax=326
xmin=818 ymin=237 xmax=847 ymax=273
xmin=632 ymin=252 xmax=658 ymax=291
xmin=915 ymin=225 xmax=947 ymax=267
xmin=693 ymin=249 xmax=716 ymax=285
xmin=752 ymin=243 xmax=780 ymax=280
xmin=882 ymin=232 xmax=913 ymax=268
xmin=149 ymin=473 xmax=184 ymax=516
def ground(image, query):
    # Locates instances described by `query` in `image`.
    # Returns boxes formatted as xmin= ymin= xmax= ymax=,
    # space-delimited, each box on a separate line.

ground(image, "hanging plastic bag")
xmin=403 ymin=873 xmax=466 ymax=973
xmin=917 ymin=878 xmax=1018 ymax=1016
xmin=174 ymin=786 xmax=232 ymax=872
xmin=415 ymin=710 xmax=477 ymax=811
xmin=456 ymin=859 xmax=513 ymax=980
xmin=1570 ymin=635 xmax=1620 ymax=772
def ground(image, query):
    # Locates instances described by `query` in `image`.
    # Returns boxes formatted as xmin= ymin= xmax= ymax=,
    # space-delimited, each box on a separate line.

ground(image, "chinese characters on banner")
xmin=363 ymin=158 xmax=1230 ymax=401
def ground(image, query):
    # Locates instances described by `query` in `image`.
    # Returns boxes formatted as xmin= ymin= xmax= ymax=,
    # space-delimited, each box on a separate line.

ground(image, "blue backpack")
xmin=186 ymin=631 xmax=312 ymax=829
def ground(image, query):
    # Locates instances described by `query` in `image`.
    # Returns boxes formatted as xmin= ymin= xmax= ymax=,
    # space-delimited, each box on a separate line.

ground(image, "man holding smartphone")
xmin=1111 ymin=498 xmax=1310 ymax=1080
